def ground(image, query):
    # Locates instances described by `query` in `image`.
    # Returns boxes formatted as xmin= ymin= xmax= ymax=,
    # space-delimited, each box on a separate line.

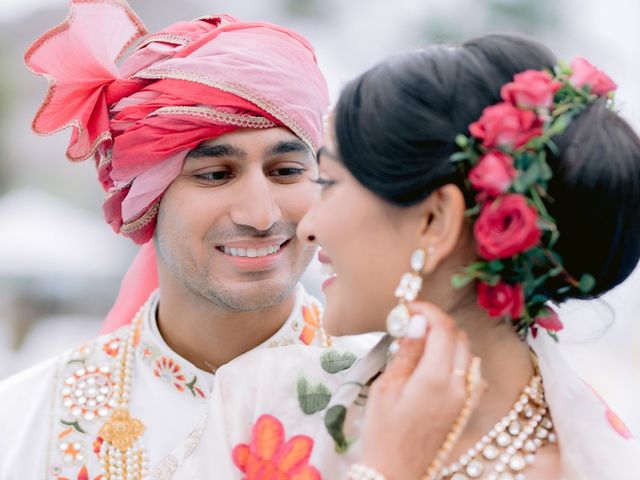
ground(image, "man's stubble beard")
xmin=155 ymin=231 xmax=316 ymax=313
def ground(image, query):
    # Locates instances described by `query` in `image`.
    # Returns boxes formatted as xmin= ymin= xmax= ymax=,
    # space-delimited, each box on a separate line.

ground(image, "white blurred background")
xmin=0 ymin=0 xmax=638 ymax=432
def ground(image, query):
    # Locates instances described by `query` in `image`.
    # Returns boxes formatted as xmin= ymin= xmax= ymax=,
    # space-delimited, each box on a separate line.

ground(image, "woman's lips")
xmin=322 ymin=276 xmax=337 ymax=290
xmin=318 ymin=249 xmax=337 ymax=290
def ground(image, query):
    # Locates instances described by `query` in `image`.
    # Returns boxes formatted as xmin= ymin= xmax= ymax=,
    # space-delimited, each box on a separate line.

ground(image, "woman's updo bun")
xmin=545 ymin=99 xmax=640 ymax=301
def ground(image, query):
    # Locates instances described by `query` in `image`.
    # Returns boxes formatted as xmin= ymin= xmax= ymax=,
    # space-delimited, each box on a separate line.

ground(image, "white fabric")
xmin=175 ymin=332 xmax=639 ymax=479
xmin=0 ymin=284 xmax=333 ymax=479
xmin=529 ymin=331 xmax=640 ymax=479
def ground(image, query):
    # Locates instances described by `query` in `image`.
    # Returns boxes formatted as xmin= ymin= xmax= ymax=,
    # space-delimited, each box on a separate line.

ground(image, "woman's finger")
xmin=409 ymin=302 xmax=458 ymax=382
xmin=450 ymin=331 xmax=471 ymax=390
xmin=374 ymin=314 xmax=428 ymax=395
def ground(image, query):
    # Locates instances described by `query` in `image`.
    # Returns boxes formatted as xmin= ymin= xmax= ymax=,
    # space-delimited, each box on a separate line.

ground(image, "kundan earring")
xmin=386 ymin=246 xmax=433 ymax=337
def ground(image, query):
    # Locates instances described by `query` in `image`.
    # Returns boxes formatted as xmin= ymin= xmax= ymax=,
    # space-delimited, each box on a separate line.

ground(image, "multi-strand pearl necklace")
xmin=440 ymin=375 xmax=555 ymax=480
xmin=97 ymin=308 xmax=149 ymax=479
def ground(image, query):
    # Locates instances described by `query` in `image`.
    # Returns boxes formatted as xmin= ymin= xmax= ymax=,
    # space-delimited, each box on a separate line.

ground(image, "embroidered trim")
xmin=134 ymin=68 xmax=317 ymax=150
xmin=120 ymin=200 xmax=160 ymax=234
xmin=137 ymin=33 xmax=190 ymax=49
xmin=150 ymin=105 xmax=277 ymax=129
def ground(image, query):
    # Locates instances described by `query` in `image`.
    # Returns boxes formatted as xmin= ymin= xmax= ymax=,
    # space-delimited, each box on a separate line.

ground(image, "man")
xmin=0 ymin=1 xmax=334 ymax=478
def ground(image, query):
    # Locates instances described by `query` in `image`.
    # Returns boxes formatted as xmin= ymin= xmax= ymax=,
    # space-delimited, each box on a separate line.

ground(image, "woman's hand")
xmin=358 ymin=301 xmax=483 ymax=480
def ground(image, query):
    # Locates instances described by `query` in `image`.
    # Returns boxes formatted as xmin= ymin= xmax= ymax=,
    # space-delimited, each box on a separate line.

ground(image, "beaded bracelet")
xmin=347 ymin=463 xmax=387 ymax=480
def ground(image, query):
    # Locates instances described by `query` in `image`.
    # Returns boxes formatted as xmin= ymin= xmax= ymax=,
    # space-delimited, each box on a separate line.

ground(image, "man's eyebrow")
xmin=264 ymin=139 xmax=311 ymax=159
xmin=186 ymin=144 xmax=247 ymax=160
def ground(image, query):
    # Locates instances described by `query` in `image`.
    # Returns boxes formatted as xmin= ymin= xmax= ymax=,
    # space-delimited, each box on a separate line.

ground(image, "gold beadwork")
xmin=99 ymin=408 xmax=145 ymax=451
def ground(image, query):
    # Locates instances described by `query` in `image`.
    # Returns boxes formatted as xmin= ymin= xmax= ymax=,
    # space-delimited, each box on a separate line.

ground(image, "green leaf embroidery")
xmin=324 ymin=404 xmax=353 ymax=453
xmin=297 ymin=377 xmax=331 ymax=415
xmin=320 ymin=350 xmax=357 ymax=374
xmin=61 ymin=419 xmax=87 ymax=434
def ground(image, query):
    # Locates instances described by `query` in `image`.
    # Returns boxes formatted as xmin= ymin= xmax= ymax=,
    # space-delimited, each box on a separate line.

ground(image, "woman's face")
xmin=297 ymin=127 xmax=425 ymax=335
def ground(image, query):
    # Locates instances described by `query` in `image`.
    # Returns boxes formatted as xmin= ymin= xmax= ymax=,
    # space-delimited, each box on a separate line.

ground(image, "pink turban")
xmin=26 ymin=0 xmax=329 ymax=332
xmin=26 ymin=0 xmax=328 ymax=244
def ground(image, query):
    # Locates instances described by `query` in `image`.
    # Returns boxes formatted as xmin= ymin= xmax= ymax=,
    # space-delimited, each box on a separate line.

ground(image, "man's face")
xmin=155 ymin=127 xmax=319 ymax=312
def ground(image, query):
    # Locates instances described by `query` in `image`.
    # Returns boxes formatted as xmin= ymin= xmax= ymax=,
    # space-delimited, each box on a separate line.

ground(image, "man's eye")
xmin=196 ymin=171 xmax=233 ymax=183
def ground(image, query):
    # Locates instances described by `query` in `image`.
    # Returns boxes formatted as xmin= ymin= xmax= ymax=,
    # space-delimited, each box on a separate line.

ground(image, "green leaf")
xmin=455 ymin=134 xmax=469 ymax=148
xmin=464 ymin=204 xmax=481 ymax=217
xmin=451 ymin=273 xmax=473 ymax=289
xmin=297 ymin=377 xmax=332 ymax=415
xmin=324 ymin=405 xmax=353 ymax=453
xmin=450 ymin=151 xmax=471 ymax=163
xmin=518 ymin=161 xmax=542 ymax=191
xmin=579 ymin=274 xmax=596 ymax=293
xmin=487 ymin=260 xmax=505 ymax=273
xmin=320 ymin=350 xmax=357 ymax=374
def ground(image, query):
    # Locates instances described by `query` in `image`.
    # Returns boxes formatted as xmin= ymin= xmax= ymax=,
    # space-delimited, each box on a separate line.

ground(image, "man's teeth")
xmin=320 ymin=262 xmax=336 ymax=276
xmin=221 ymin=245 xmax=281 ymax=258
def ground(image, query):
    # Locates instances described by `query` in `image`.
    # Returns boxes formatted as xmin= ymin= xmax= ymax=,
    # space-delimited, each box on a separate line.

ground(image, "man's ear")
xmin=416 ymin=184 xmax=467 ymax=273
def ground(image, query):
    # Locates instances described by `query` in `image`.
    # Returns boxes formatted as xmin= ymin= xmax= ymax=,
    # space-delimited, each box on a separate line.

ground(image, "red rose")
xmin=535 ymin=308 xmax=564 ymax=332
xmin=469 ymin=102 xmax=543 ymax=149
xmin=570 ymin=57 xmax=617 ymax=96
xmin=469 ymin=151 xmax=517 ymax=199
xmin=474 ymin=194 xmax=542 ymax=260
xmin=477 ymin=281 xmax=525 ymax=319
xmin=501 ymin=70 xmax=562 ymax=109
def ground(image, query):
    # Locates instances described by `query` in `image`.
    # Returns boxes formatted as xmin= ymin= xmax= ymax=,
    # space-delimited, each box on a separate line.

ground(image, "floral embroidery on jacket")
xmin=102 ymin=338 xmax=121 ymax=357
xmin=232 ymin=414 xmax=321 ymax=479
xmin=299 ymin=304 xmax=322 ymax=345
xmin=141 ymin=342 xmax=207 ymax=399
xmin=56 ymin=464 xmax=103 ymax=480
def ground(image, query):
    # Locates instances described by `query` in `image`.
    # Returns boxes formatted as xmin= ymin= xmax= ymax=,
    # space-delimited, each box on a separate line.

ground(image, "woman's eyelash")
xmin=311 ymin=177 xmax=335 ymax=186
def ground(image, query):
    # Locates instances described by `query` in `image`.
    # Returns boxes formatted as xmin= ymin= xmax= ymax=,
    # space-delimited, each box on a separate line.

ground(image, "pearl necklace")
xmin=97 ymin=308 xmax=148 ymax=479
xmin=440 ymin=375 xmax=555 ymax=480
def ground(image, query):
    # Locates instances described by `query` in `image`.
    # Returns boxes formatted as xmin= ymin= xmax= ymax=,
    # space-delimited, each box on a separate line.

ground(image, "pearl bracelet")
xmin=347 ymin=463 xmax=387 ymax=480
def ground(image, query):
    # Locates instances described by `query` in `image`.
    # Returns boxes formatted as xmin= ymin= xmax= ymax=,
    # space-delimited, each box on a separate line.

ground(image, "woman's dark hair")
xmin=334 ymin=34 xmax=640 ymax=302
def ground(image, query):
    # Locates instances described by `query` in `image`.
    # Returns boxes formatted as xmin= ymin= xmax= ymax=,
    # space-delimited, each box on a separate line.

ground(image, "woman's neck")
xmin=447 ymin=295 xmax=536 ymax=447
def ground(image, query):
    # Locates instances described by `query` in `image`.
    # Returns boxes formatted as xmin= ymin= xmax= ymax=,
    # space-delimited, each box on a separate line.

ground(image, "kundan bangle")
xmin=423 ymin=356 xmax=482 ymax=480
xmin=347 ymin=463 xmax=387 ymax=480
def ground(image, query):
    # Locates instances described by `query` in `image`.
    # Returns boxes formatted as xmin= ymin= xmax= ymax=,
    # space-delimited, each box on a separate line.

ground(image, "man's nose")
xmin=229 ymin=170 xmax=282 ymax=231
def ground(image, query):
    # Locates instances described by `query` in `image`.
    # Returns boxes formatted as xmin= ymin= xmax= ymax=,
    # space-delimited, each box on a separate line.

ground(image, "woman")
xmin=177 ymin=34 xmax=640 ymax=479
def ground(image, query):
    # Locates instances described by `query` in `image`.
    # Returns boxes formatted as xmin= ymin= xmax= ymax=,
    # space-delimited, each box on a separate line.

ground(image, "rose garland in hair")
xmin=451 ymin=57 xmax=617 ymax=340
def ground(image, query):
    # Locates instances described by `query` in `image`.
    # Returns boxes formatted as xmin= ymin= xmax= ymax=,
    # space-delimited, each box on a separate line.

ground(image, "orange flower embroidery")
xmin=153 ymin=356 xmax=187 ymax=391
xmin=299 ymin=304 xmax=322 ymax=346
xmin=57 ymin=465 xmax=102 ymax=480
xmin=232 ymin=414 xmax=321 ymax=480
xmin=102 ymin=338 xmax=121 ymax=357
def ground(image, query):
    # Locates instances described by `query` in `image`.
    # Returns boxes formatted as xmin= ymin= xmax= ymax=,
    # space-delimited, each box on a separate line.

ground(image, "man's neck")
xmin=155 ymin=283 xmax=297 ymax=373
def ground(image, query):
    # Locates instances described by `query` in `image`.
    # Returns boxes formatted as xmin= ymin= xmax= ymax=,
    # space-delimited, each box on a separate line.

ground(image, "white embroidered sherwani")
xmin=0 ymin=284 xmax=342 ymax=479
